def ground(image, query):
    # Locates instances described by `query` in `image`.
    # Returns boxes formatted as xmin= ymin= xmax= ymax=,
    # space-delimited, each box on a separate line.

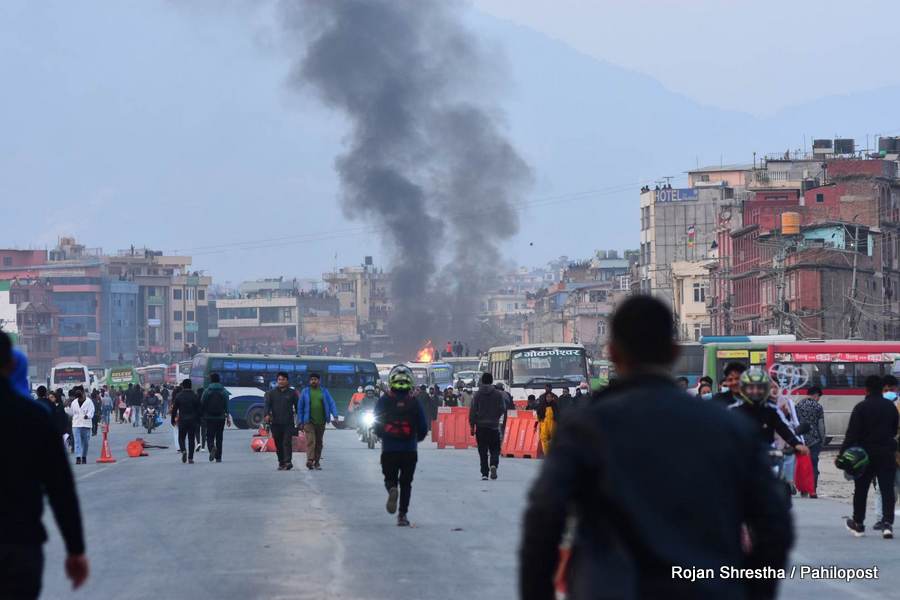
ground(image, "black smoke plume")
xmin=280 ymin=0 xmax=531 ymax=354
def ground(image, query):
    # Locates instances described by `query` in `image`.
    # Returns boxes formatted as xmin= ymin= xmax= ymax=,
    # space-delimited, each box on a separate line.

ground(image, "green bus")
xmin=106 ymin=365 xmax=139 ymax=390
xmin=699 ymin=336 xmax=796 ymax=386
xmin=189 ymin=353 xmax=379 ymax=429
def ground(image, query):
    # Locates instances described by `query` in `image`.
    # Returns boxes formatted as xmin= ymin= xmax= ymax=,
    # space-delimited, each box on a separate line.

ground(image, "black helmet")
xmin=835 ymin=446 xmax=870 ymax=479
xmin=739 ymin=367 xmax=770 ymax=405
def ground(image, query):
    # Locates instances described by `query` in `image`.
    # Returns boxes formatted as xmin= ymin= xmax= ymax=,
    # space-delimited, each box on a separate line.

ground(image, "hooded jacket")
xmin=11 ymin=348 xmax=30 ymax=398
xmin=469 ymin=384 xmax=507 ymax=430
xmin=298 ymin=386 xmax=339 ymax=424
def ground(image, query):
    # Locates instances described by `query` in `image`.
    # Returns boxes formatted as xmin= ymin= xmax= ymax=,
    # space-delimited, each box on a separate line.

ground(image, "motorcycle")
xmin=359 ymin=410 xmax=378 ymax=449
xmin=143 ymin=406 xmax=158 ymax=434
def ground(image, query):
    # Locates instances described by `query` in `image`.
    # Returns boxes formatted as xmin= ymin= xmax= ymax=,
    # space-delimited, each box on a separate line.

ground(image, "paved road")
xmin=40 ymin=423 xmax=899 ymax=599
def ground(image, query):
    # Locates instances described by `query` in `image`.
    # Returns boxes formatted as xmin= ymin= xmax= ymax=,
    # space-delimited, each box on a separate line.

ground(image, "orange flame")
xmin=416 ymin=340 xmax=435 ymax=363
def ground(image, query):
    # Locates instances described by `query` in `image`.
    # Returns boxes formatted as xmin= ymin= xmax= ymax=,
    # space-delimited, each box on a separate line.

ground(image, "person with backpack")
xmin=201 ymin=373 xmax=231 ymax=463
xmin=374 ymin=366 xmax=429 ymax=527
xmin=470 ymin=373 xmax=506 ymax=481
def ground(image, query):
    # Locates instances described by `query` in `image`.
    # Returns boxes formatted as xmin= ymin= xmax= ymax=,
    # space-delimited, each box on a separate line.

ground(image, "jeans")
xmin=74 ymin=427 xmax=91 ymax=459
xmin=132 ymin=405 xmax=141 ymax=427
xmin=873 ymin=467 xmax=900 ymax=523
xmin=270 ymin=424 xmax=293 ymax=466
xmin=808 ymin=445 xmax=821 ymax=492
xmin=475 ymin=427 xmax=501 ymax=476
xmin=206 ymin=419 xmax=225 ymax=461
xmin=854 ymin=457 xmax=897 ymax=526
xmin=101 ymin=406 xmax=112 ymax=426
xmin=305 ymin=423 xmax=326 ymax=465
xmin=178 ymin=421 xmax=197 ymax=460
xmin=781 ymin=452 xmax=796 ymax=487
xmin=381 ymin=451 xmax=418 ymax=514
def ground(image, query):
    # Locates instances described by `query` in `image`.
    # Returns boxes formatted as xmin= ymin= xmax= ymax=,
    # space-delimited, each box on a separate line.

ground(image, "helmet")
xmin=835 ymin=446 xmax=870 ymax=479
xmin=388 ymin=365 xmax=414 ymax=392
xmin=364 ymin=385 xmax=375 ymax=394
xmin=739 ymin=367 xmax=770 ymax=405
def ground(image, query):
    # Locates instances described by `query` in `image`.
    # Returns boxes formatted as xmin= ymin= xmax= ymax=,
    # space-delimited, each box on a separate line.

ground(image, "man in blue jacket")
xmin=375 ymin=366 xmax=429 ymax=527
xmin=298 ymin=373 xmax=339 ymax=470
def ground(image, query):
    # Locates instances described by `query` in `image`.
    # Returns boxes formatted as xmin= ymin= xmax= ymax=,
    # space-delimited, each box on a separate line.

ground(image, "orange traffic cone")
xmin=126 ymin=439 xmax=148 ymax=458
xmin=96 ymin=423 xmax=116 ymax=463
xmin=254 ymin=425 xmax=268 ymax=437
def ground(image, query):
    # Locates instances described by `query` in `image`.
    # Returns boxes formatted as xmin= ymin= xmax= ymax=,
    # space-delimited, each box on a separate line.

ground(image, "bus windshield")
xmin=432 ymin=365 xmax=453 ymax=385
xmin=510 ymin=348 xmax=586 ymax=386
xmin=54 ymin=367 xmax=87 ymax=383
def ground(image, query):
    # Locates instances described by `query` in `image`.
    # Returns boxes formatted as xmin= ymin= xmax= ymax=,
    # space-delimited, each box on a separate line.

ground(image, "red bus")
xmin=165 ymin=361 xmax=193 ymax=385
xmin=767 ymin=341 xmax=900 ymax=444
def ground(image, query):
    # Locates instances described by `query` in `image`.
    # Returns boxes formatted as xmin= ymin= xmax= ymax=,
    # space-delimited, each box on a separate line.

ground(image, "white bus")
xmin=50 ymin=362 xmax=92 ymax=395
xmin=484 ymin=343 xmax=589 ymax=402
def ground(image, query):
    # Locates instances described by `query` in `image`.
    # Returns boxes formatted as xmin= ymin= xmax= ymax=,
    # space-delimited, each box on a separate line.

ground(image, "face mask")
xmin=884 ymin=391 xmax=898 ymax=402
xmin=720 ymin=385 xmax=730 ymax=394
xmin=701 ymin=393 xmax=713 ymax=401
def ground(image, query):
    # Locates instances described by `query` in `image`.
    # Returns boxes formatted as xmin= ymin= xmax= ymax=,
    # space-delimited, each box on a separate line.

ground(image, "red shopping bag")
xmin=795 ymin=453 xmax=815 ymax=495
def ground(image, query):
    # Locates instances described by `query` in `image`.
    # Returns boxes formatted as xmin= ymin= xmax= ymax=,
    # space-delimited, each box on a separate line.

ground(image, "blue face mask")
xmin=884 ymin=391 xmax=898 ymax=402
xmin=701 ymin=393 xmax=713 ymax=401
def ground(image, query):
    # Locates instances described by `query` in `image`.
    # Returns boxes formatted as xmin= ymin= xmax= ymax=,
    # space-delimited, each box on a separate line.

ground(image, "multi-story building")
xmin=322 ymin=257 xmax=391 ymax=337
xmin=9 ymin=280 xmax=57 ymax=378
xmin=0 ymin=280 xmax=17 ymax=338
xmin=670 ymin=260 xmax=714 ymax=341
xmin=100 ymin=279 xmax=139 ymax=364
xmin=638 ymin=176 xmax=746 ymax=302
xmin=215 ymin=295 xmax=299 ymax=354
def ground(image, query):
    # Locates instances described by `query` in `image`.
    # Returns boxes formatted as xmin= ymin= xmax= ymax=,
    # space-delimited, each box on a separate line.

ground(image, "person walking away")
xmin=375 ymin=366 xmax=429 ymax=526
xmin=100 ymin=388 xmax=113 ymax=426
xmin=841 ymin=375 xmax=899 ymax=539
xmin=519 ymin=297 xmax=793 ymax=600
xmin=536 ymin=385 xmax=559 ymax=455
xmin=66 ymin=388 xmax=94 ymax=464
xmin=299 ymin=373 xmax=339 ymax=470
xmin=195 ymin=386 xmax=207 ymax=454
xmin=126 ymin=383 xmax=143 ymax=427
xmin=201 ymin=373 xmax=231 ymax=463
xmin=172 ymin=379 xmax=202 ymax=464
xmin=873 ymin=375 xmax=900 ymax=530
xmin=795 ymin=385 xmax=825 ymax=498
xmin=0 ymin=332 xmax=89 ymax=598
xmin=264 ymin=372 xmax=298 ymax=470
xmin=116 ymin=390 xmax=126 ymax=423
xmin=712 ymin=362 xmax=745 ymax=406
xmin=470 ymin=373 xmax=505 ymax=480
xmin=160 ymin=385 xmax=170 ymax=421
xmin=89 ymin=389 xmax=101 ymax=436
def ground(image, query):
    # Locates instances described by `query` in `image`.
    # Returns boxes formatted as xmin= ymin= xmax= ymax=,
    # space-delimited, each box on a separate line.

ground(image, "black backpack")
xmin=380 ymin=394 xmax=417 ymax=441
xmin=203 ymin=389 xmax=227 ymax=418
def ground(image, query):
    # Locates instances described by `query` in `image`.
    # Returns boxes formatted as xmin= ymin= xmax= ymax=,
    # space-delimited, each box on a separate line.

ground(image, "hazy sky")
xmin=473 ymin=0 xmax=900 ymax=115
xmin=2 ymin=1 xmax=896 ymax=283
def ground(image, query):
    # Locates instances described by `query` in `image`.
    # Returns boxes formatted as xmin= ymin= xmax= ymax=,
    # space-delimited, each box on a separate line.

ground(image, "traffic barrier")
xmin=435 ymin=406 xmax=476 ymax=449
xmin=501 ymin=410 xmax=542 ymax=459
xmin=126 ymin=439 xmax=148 ymax=458
xmin=513 ymin=400 xmax=528 ymax=411
xmin=250 ymin=438 xmax=267 ymax=452
xmin=96 ymin=423 xmax=116 ymax=463
xmin=264 ymin=437 xmax=276 ymax=453
xmin=431 ymin=420 xmax=438 ymax=442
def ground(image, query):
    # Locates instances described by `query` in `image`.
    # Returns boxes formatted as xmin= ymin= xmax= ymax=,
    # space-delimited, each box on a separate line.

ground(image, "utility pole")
xmin=847 ymin=222 xmax=861 ymax=339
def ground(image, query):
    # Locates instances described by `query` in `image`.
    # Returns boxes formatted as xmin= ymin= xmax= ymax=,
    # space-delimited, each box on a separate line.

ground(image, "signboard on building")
xmin=87 ymin=332 xmax=101 ymax=341
xmin=148 ymin=318 xmax=161 ymax=327
xmin=655 ymin=188 xmax=699 ymax=203
xmin=185 ymin=322 xmax=199 ymax=333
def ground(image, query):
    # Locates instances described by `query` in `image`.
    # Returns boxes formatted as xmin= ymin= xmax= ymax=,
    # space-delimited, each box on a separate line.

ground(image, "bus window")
xmin=223 ymin=360 xmax=237 ymax=371
xmin=192 ymin=355 xmax=209 ymax=380
xmin=796 ymin=363 xmax=828 ymax=389
xmin=278 ymin=363 xmax=295 ymax=372
xmin=854 ymin=362 xmax=883 ymax=382
xmin=827 ymin=363 xmax=852 ymax=388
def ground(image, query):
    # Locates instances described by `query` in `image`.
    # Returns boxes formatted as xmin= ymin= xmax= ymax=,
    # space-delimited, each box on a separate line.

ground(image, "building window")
xmin=173 ymin=289 xmax=182 ymax=300
xmin=186 ymin=332 xmax=195 ymax=343
xmin=174 ymin=332 xmax=182 ymax=341
xmin=588 ymin=290 xmax=608 ymax=303
xmin=692 ymin=282 xmax=706 ymax=303
xmin=174 ymin=310 xmax=183 ymax=321
xmin=187 ymin=311 xmax=195 ymax=321
xmin=148 ymin=287 xmax=156 ymax=297
xmin=198 ymin=290 xmax=205 ymax=301
xmin=2 ymin=256 xmax=12 ymax=266
xmin=816 ymin=193 xmax=824 ymax=203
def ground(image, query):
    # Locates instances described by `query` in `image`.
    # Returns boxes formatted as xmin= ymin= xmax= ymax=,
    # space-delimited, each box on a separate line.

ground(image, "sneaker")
xmin=884 ymin=526 xmax=894 ymax=540
xmin=809 ymin=494 xmax=818 ymax=499
xmin=482 ymin=475 xmax=489 ymax=481
xmin=306 ymin=462 xmax=314 ymax=470
xmin=846 ymin=519 xmax=865 ymax=537
xmin=315 ymin=462 xmax=322 ymax=470
xmin=285 ymin=462 xmax=293 ymax=471
xmin=216 ymin=459 xmax=222 ymax=463
xmin=181 ymin=452 xmax=187 ymax=464
xmin=196 ymin=444 xmax=203 ymax=452
xmin=873 ymin=521 xmax=885 ymax=532
xmin=278 ymin=464 xmax=285 ymax=471
xmin=397 ymin=513 xmax=410 ymax=527
xmin=209 ymin=454 xmax=215 ymax=462
xmin=76 ymin=457 xmax=82 ymax=465
xmin=386 ymin=486 xmax=399 ymax=514
xmin=490 ymin=465 xmax=498 ymax=480
xmin=188 ymin=459 xmax=194 ymax=464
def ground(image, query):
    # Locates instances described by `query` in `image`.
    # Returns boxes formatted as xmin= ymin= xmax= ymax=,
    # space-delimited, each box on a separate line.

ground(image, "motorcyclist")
xmin=357 ymin=385 xmax=379 ymax=440
xmin=142 ymin=387 xmax=161 ymax=429
xmin=729 ymin=368 xmax=809 ymax=456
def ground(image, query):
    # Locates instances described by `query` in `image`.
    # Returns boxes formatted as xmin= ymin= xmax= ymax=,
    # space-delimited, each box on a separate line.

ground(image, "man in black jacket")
xmin=520 ymin=296 xmax=792 ymax=600
xmin=172 ymin=379 xmax=202 ymax=464
xmin=841 ymin=375 xmax=899 ymax=539
xmin=470 ymin=373 xmax=506 ymax=481
xmin=126 ymin=382 xmax=143 ymax=427
xmin=201 ymin=373 xmax=231 ymax=463
xmin=265 ymin=371 xmax=298 ymax=471
xmin=711 ymin=361 xmax=746 ymax=407
xmin=0 ymin=332 xmax=89 ymax=598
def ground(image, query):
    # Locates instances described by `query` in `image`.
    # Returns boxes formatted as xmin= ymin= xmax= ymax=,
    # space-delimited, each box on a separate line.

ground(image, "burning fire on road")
xmin=416 ymin=341 xmax=435 ymax=363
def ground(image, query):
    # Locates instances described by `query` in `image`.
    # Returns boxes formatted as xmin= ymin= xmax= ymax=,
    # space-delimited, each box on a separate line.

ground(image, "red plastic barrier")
xmin=513 ymin=400 xmax=528 ymax=410
xmin=501 ymin=410 xmax=542 ymax=459
xmin=435 ymin=407 xmax=476 ymax=449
